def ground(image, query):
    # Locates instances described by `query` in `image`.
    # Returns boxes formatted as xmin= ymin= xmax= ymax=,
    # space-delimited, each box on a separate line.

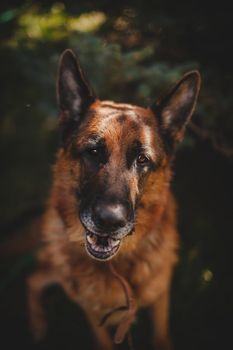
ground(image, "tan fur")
xmin=28 ymin=63 xmax=200 ymax=349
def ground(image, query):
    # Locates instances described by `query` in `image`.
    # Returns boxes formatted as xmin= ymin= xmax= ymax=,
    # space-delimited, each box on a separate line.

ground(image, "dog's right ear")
xmin=57 ymin=49 xmax=96 ymax=134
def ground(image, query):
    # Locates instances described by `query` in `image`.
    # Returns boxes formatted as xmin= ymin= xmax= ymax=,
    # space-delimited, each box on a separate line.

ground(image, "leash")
xmin=99 ymin=261 xmax=137 ymax=346
xmin=127 ymin=330 xmax=134 ymax=350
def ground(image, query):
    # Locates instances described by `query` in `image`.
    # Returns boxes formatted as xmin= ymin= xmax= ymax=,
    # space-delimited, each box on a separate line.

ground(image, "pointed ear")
xmin=57 ymin=49 xmax=96 ymax=129
xmin=151 ymin=71 xmax=201 ymax=151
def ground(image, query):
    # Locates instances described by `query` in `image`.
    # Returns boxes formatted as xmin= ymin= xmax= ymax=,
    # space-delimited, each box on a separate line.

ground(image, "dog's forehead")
xmin=93 ymin=100 xmax=152 ymax=120
xmin=87 ymin=101 xmax=157 ymax=136
xmin=76 ymin=100 xmax=161 ymax=160
xmin=75 ymin=100 xmax=159 ymax=159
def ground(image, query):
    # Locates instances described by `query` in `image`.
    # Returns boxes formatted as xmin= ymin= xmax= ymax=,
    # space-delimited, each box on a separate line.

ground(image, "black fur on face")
xmin=71 ymin=107 xmax=161 ymax=239
xmin=76 ymin=135 xmax=141 ymax=239
xmin=57 ymin=49 xmax=201 ymax=260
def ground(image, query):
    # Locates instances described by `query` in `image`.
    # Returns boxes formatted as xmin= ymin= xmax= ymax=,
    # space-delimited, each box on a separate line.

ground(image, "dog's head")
xmin=56 ymin=49 xmax=200 ymax=261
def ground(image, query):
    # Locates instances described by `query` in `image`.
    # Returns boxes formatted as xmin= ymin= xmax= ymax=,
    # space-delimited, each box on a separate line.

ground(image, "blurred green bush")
xmin=0 ymin=3 xmax=232 ymax=350
xmin=0 ymin=3 xmax=202 ymax=225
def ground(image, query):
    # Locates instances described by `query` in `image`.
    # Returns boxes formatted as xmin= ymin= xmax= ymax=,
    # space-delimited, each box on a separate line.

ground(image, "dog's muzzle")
xmin=80 ymin=202 xmax=134 ymax=260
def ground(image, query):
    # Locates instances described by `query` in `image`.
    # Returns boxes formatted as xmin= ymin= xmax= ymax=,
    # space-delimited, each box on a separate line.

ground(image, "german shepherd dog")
xmin=28 ymin=49 xmax=201 ymax=350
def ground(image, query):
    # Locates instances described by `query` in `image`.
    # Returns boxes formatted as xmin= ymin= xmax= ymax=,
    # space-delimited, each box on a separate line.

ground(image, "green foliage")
xmin=0 ymin=2 xmax=232 ymax=350
xmin=0 ymin=4 xmax=201 ymax=224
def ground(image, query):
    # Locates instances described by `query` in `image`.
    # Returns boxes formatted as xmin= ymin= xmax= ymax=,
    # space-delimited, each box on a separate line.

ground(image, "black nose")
xmin=93 ymin=202 xmax=128 ymax=231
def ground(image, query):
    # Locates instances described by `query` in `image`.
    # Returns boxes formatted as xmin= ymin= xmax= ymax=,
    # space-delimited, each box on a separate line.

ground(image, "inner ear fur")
xmin=151 ymin=70 xmax=201 ymax=150
xmin=57 ymin=49 xmax=96 ymax=135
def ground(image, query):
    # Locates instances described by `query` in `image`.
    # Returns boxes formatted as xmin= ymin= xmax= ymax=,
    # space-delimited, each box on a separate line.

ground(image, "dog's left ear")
xmin=151 ymin=71 xmax=201 ymax=151
xmin=57 ymin=49 xmax=96 ymax=128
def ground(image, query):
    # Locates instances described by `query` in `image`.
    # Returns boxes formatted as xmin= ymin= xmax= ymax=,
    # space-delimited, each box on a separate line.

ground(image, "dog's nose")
xmin=93 ymin=202 xmax=128 ymax=231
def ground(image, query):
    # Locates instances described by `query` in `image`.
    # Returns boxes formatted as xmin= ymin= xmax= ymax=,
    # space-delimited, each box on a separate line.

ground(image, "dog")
xmin=27 ymin=49 xmax=201 ymax=350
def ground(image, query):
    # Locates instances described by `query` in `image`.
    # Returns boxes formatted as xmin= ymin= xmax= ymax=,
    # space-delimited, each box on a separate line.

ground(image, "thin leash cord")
xmin=99 ymin=261 xmax=137 ymax=348
xmin=127 ymin=330 xmax=134 ymax=350
xmin=108 ymin=261 xmax=134 ymax=311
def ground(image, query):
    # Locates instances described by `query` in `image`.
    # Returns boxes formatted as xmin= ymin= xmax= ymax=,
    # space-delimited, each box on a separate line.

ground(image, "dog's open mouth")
xmin=85 ymin=231 xmax=121 ymax=260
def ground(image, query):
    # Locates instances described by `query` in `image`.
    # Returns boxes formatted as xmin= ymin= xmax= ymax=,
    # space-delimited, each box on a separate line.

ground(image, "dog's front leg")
xmin=27 ymin=269 xmax=61 ymax=341
xmin=87 ymin=315 xmax=114 ymax=350
xmin=150 ymin=291 xmax=173 ymax=350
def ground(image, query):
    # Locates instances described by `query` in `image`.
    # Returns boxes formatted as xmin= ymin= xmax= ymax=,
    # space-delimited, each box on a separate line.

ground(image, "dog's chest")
xmin=67 ymin=251 xmax=164 ymax=323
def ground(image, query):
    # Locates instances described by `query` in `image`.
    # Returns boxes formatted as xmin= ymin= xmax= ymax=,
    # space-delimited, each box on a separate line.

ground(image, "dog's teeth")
xmin=94 ymin=245 xmax=100 ymax=252
xmin=87 ymin=234 xmax=97 ymax=245
xmin=103 ymin=246 xmax=111 ymax=252
xmin=108 ymin=238 xmax=120 ymax=247
xmin=86 ymin=235 xmax=92 ymax=244
xmin=87 ymin=233 xmax=120 ymax=254
xmin=113 ymin=240 xmax=120 ymax=247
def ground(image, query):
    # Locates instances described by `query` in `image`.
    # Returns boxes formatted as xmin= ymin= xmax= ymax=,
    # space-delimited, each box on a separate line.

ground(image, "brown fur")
xmin=27 ymin=50 xmax=201 ymax=350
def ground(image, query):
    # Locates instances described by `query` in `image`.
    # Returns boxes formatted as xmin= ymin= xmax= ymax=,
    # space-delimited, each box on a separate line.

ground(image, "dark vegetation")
xmin=0 ymin=1 xmax=232 ymax=349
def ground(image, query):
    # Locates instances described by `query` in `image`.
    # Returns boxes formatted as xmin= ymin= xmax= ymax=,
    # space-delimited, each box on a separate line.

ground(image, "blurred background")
xmin=0 ymin=1 xmax=233 ymax=349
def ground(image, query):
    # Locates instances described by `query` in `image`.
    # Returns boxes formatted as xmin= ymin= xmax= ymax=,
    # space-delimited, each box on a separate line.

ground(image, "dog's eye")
xmin=88 ymin=148 xmax=99 ymax=156
xmin=136 ymin=154 xmax=150 ymax=165
xmin=84 ymin=147 xmax=107 ymax=165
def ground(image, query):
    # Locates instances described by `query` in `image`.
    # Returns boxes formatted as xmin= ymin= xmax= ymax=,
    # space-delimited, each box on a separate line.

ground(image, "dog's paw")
xmin=29 ymin=317 xmax=47 ymax=342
